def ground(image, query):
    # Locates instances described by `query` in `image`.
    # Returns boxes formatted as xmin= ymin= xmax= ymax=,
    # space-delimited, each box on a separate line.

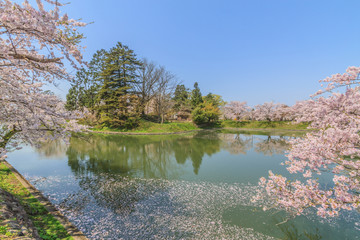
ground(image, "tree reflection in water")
xmin=65 ymin=131 xmax=222 ymax=178
xmin=218 ymin=132 xmax=292 ymax=156
xmin=35 ymin=139 xmax=68 ymax=159
xmin=35 ymin=130 xmax=294 ymax=214
xmin=254 ymin=136 xmax=289 ymax=156
xmin=32 ymin=130 xmax=316 ymax=239
xmin=219 ymin=133 xmax=254 ymax=155
xmin=46 ymin=131 xmax=223 ymax=215
xmin=35 ymin=130 xmax=296 ymax=179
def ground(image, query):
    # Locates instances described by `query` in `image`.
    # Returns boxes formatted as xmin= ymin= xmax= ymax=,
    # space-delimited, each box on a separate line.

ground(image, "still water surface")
xmin=7 ymin=130 xmax=360 ymax=239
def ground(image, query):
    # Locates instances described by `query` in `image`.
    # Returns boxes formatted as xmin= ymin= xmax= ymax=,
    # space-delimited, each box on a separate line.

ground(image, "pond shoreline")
xmin=88 ymin=129 xmax=203 ymax=135
xmin=0 ymin=160 xmax=88 ymax=240
xmin=88 ymin=127 xmax=310 ymax=135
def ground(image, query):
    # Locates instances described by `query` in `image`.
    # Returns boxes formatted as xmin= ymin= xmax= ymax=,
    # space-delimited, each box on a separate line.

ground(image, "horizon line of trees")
xmin=65 ymin=42 xmax=228 ymax=127
xmin=64 ymin=42 xmax=310 ymax=128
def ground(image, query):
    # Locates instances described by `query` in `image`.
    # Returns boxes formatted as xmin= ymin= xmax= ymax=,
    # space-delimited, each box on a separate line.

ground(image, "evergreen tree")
xmin=190 ymin=82 xmax=203 ymax=108
xmin=173 ymin=84 xmax=189 ymax=111
xmin=96 ymin=42 xmax=142 ymax=127
xmin=65 ymin=86 xmax=79 ymax=111
xmin=65 ymin=68 xmax=95 ymax=111
xmin=65 ymin=50 xmax=106 ymax=111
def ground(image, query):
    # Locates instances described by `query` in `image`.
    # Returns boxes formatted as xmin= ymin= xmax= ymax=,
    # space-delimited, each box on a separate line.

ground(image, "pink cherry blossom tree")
xmin=223 ymin=101 xmax=248 ymax=120
xmin=253 ymin=102 xmax=278 ymax=121
xmin=247 ymin=108 xmax=257 ymax=121
xmin=273 ymin=104 xmax=294 ymax=121
xmin=290 ymin=99 xmax=315 ymax=121
xmin=258 ymin=67 xmax=360 ymax=218
xmin=0 ymin=0 xmax=86 ymax=160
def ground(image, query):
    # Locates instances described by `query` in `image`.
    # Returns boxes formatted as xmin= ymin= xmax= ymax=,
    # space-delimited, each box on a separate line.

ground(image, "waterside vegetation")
xmin=89 ymin=120 xmax=309 ymax=134
xmin=0 ymin=163 xmax=73 ymax=239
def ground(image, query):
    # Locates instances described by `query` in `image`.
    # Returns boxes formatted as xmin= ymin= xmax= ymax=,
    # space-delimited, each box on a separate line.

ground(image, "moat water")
xmin=7 ymin=130 xmax=360 ymax=239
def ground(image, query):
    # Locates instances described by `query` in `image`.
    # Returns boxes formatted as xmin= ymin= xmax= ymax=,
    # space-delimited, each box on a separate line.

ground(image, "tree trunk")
xmin=0 ymin=127 xmax=19 ymax=149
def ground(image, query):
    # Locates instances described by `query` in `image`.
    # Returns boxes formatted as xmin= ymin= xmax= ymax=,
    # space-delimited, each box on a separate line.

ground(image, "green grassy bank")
xmin=90 ymin=120 xmax=309 ymax=134
xmin=0 ymin=163 xmax=73 ymax=240
xmin=219 ymin=120 xmax=309 ymax=130
xmin=91 ymin=120 xmax=198 ymax=133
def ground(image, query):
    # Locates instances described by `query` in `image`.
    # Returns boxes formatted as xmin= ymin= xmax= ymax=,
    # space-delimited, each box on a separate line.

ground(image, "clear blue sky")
xmin=54 ymin=0 xmax=360 ymax=106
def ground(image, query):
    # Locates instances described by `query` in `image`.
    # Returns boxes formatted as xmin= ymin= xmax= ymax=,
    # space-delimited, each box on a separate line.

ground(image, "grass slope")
xmin=0 ymin=163 xmax=72 ymax=240
xmin=220 ymin=120 xmax=309 ymax=130
xmin=91 ymin=120 xmax=309 ymax=134
xmin=91 ymin=120 xmax=198 ymax=133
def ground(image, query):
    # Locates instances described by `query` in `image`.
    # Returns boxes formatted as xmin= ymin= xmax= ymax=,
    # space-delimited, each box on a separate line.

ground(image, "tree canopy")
xmin=0 ymin=0 xmax=86 ymax=155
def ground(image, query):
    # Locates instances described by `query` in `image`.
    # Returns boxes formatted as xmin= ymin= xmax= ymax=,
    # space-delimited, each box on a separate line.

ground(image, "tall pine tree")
xmin=96 ymin=42 xmax=142 ymax=127
xmin=190 ymin=82 xmax=203 ymax=108
xmin=65 ymin=49 xmax=106 ymax=112
xmin=173 ymin=84 xmax=189 ymax=111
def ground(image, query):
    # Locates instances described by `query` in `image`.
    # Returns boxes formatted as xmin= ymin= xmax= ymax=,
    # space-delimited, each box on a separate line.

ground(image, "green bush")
xmin=99 ymin=113 xmax=140 ymax=129
xmin=123 ymin=116 xmax=140 ymax=129
xmin=192 ymin=102 xmax=220 ymax=125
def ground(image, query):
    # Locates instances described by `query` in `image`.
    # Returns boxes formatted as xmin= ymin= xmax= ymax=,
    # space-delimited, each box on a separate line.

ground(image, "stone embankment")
xmin=0 ymin=160 xmax=88 ymax=240
xmin=0 ymin=188 xmax=40 ymax=239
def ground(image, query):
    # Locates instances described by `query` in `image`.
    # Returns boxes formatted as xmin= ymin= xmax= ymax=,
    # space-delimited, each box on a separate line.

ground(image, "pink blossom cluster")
xmin=258 ymin=70 xmax=360 ymax=218
xmin=0 ymin=0 xmax=87 ymax=156
xmin=223 ymin=101 xmax=249 ymax=120
xmin=253 ymin=102 xmax=296 ymax=121
xmin=223 ymin=101 xmax=296 ymax=121
xmin=313 ymin=66 xmax=360 ymax=96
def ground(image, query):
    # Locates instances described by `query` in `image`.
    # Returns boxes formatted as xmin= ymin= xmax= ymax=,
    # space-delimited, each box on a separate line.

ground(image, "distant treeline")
xmin=65 ymin=42 xmax=226 ymax=128
xmin=65 ymin=42 xmax=301 ymax=129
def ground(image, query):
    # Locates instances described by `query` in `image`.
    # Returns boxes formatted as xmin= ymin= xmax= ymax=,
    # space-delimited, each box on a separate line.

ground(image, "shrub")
xmin=192 ymin=102 xmax=220 ymax=125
